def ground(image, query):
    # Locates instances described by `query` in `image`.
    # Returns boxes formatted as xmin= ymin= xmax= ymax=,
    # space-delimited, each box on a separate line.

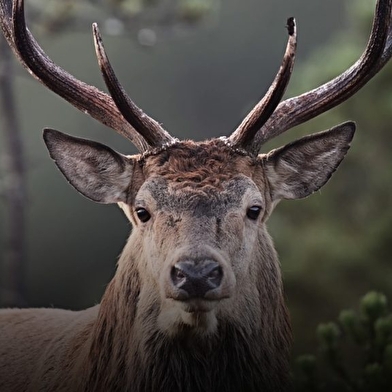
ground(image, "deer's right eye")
xmin=136 ymin=208 xmax=151 ymax=223
xmin=246 ymin=206 xmax=262 ymax=220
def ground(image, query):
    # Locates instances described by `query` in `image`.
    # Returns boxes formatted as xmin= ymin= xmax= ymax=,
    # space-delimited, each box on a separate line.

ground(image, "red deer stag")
xmin=1 ymin=0 xmax=392 ymax=391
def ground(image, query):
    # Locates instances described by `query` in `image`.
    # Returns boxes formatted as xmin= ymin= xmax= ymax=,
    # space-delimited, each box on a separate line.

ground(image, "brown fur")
xmin=0 ymin=124 xmax=354 ymax=391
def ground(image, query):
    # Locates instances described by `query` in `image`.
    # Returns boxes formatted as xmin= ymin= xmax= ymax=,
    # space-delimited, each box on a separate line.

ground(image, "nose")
xmin=171 ymin=260 xmax=223 ymax=300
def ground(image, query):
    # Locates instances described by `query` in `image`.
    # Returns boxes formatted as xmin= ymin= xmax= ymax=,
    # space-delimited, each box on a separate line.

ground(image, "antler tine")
xmin=250 ymin=0 xmax=392 ymax=155
xmin=0 ymin=0 xmax=153 ymax=153
xmin=92 ymin=23 xmax=175 ymax=148
xmin=228 ymin=17 xmax=297 ymax=152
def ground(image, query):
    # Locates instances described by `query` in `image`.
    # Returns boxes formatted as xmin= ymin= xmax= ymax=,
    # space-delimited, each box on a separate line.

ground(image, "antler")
xmin=92 ymin=24 xmax=176 ymax=148
xmin=228 ymin=17 xmax=297 ymax=150
xmin=231 ymin=0 xmax=392 ymax=156
xmin=2 ymin=0 xmax=391 ymax=157
xmin=0 ymin=0 xmax=175 ymax=153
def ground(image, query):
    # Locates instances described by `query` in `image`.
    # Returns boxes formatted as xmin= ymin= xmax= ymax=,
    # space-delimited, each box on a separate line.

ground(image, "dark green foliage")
xmin=294 ymin=292 xmax=392 ymax=392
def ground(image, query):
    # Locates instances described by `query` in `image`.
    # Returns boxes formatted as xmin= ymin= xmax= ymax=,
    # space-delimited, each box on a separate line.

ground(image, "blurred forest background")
xmin=1 ymin=0 xmax=391 ymax=360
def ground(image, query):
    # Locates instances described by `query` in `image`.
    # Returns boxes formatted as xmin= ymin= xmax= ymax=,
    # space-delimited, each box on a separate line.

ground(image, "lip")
xmin=176 ymin=298 xmax=220 ymax=313
xmin=166 ymin=286 xmax=231 ymax=302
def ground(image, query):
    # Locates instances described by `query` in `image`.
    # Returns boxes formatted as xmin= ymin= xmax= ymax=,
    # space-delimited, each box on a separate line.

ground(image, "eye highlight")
xmin=136 ymin=208 xmax=151 ymax=223
xmin=246 ymin=206 xmax=262 ymax=220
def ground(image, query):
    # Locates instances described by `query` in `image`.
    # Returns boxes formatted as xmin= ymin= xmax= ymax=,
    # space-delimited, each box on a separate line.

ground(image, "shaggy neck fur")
xmin=81 ymin=231 xmax=292 ymax=392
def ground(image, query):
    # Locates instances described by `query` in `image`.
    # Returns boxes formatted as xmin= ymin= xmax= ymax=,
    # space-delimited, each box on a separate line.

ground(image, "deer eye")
xmin=246 ymin=206 xmax=262 ymax=220
xmin=136 ymin=208 xmax=151 ymax=223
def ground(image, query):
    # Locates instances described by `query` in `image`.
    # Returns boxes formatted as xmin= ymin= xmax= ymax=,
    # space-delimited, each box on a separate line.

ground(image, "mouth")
xmin=164 ymin=282 xmax=231 ymax=307
xmin=177 ymin=298 xmax=218 ymax=313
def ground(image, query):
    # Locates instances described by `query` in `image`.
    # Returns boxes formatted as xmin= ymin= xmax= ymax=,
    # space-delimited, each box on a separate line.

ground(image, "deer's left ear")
xmin=262 ymin=122 xmax=355 ymax=202
xmin=43 ymin=128 xmax=138 ymax=204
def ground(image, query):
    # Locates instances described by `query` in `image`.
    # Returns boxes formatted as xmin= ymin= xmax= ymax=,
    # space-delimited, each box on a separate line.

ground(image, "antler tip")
xmin=92 ymin=23 xmax=105 ymax=62
xmin=286 ymin=17 xmax=295 ymax=36
xmin=92 ymin=22 xmax=101 ymax=42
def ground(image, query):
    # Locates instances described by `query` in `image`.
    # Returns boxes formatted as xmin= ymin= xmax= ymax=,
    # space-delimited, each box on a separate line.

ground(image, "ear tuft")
xmin=263 ymin=121 xmax=355 ymax=201
xmin=43 ymin=128 xmax=135 ymax=204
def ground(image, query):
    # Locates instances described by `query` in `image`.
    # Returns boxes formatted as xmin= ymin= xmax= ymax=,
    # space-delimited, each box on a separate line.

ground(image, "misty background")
xmin=1 ymin=0 xmax=391 ymax=358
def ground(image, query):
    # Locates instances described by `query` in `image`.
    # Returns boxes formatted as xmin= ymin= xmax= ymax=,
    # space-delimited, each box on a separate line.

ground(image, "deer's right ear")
xmin=261 ymin=122 xmax=355 ymax=203
xmin=43 ymin=129 xmax=137 ymax=204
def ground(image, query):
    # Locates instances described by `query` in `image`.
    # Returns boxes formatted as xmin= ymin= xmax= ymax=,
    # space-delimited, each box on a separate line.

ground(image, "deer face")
xmin=125 ymin=141 xmax=264 ymax=334
xmin=43 ymin=123 xmax=354 ymax=335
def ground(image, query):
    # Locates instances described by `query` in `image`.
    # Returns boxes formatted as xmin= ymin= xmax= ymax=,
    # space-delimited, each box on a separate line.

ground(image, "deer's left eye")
xmin=136 ymin=208 xmax=151 ymax=223
xmin=246 ymin=206 xmax=262 ymax=220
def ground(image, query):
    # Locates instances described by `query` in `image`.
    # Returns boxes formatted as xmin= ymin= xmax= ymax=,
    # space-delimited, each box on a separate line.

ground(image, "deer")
xmin=0 ymin=0 xmax=391 ymax=391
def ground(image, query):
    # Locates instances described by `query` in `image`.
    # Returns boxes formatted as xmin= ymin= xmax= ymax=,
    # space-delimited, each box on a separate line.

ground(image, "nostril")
xmin=171 ymin=265 xmax=186 ymax=286
xmin=206 ymin=266 xmax=223 ymax=289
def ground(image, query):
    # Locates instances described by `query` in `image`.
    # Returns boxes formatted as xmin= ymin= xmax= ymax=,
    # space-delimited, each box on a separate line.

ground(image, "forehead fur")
xmin=141 ymin=139 xmax=257 ymax=189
